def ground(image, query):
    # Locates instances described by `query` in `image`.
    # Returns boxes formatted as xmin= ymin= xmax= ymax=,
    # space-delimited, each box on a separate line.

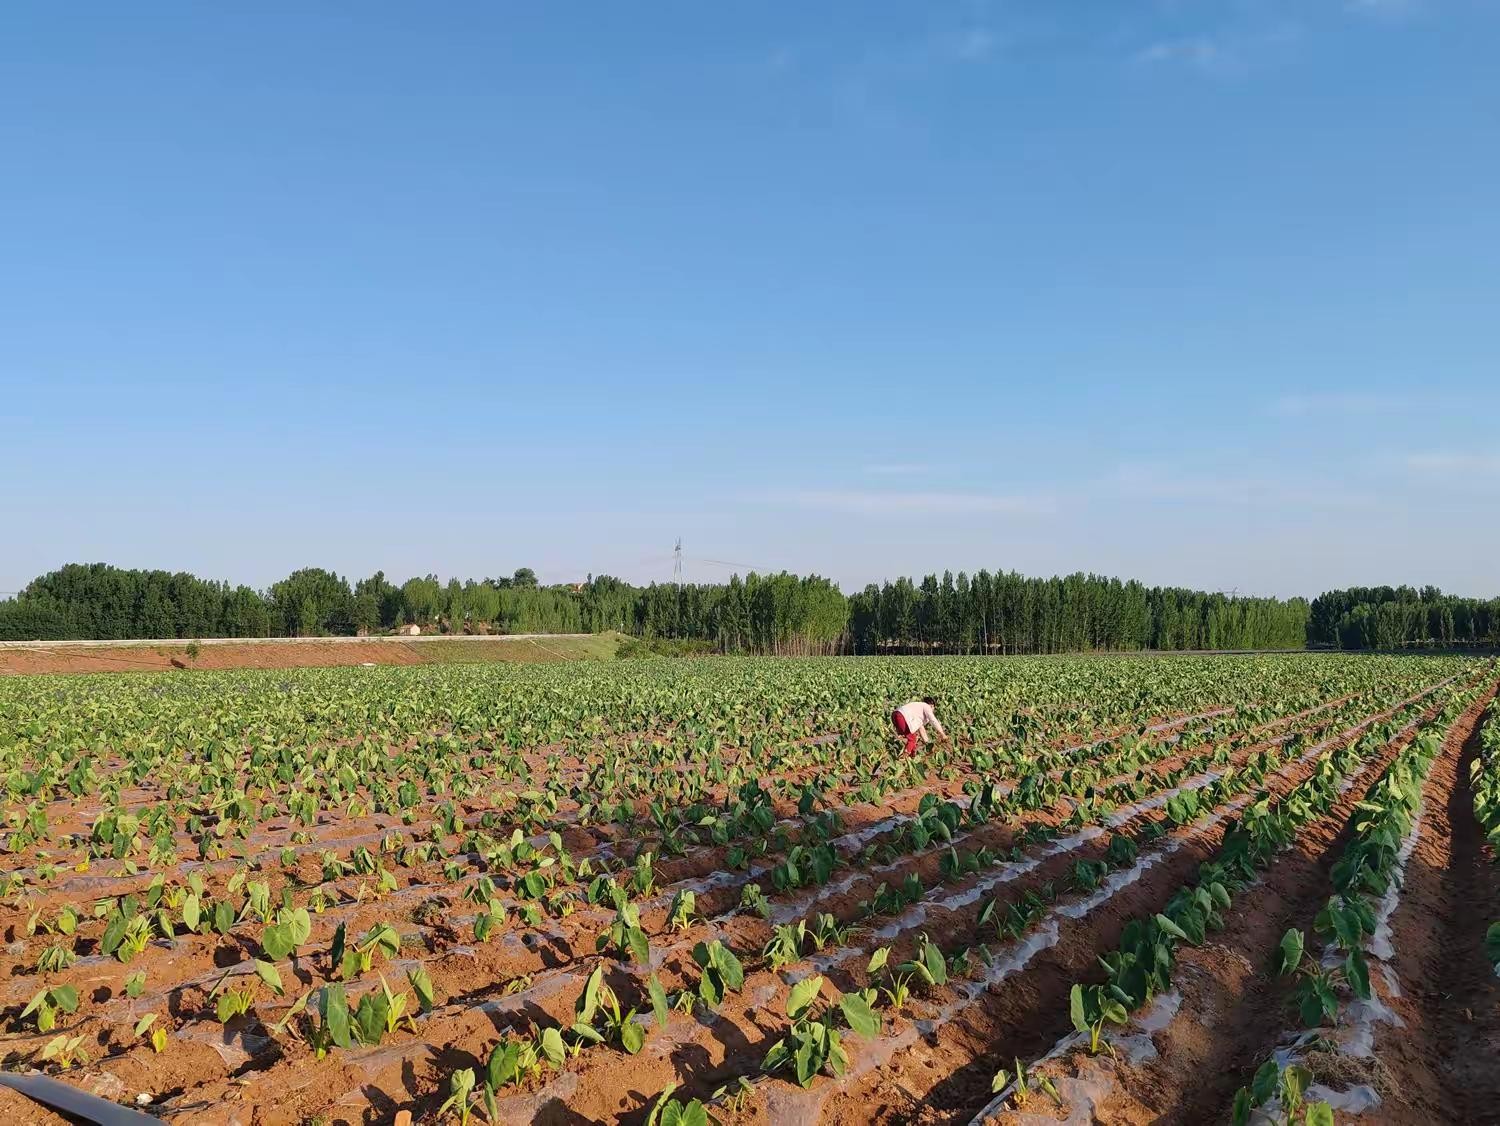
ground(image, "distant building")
xmin=403 ymin=624 xmax=421 ymax=636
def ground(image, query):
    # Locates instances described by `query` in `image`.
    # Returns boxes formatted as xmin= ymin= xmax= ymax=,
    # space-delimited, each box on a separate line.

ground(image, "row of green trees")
xmin=0 ymin=560 xmax=1327 ymax=655
xmin=844 ymin=571 xmax=1309 ymax=654
xmin=0 ymin=563 xmax=568 ymax=643
xmin=1308 ymin=586 xmax=1500 ymax=650
xmin=632 ymin=573 xmax=849 ymax=655
xmin=0 ymin=563 xmax=848 ymax=654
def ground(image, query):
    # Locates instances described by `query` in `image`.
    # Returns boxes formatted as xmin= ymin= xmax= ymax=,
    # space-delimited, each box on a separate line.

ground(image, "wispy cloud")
xmin=1130 ymin=17 xmax=1302 ymax=78
xmin=765 ymin=44 xmax=798 ymax=73
xmin=1105 ymin=464 xmax=1376 ymax=510
xmin=1405 ymin=452 xmax=1500 ymax=474
xmin=1134 ymin=36 xmax=1227 ymax=73
xmin=775 ymin=489 xmax=1053 ymax=517
xmin=945 ymin=27 xmax=998 ymax=62
xmin=862 ymin=463 xmax=932 ymax=477
xmin=829 ymin=19 xmax=1009 ymax=127
xmin=1271 ymin=392 xmax=1421 ymax=417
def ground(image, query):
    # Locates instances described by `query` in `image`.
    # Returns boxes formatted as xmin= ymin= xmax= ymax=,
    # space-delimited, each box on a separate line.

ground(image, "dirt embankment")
xmin=0 ymin=634 xmax=623 ymax=675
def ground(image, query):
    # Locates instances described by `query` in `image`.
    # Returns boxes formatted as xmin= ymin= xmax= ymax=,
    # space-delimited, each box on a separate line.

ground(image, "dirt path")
xmin=0 ymin=634 xmax=620 ymax=674
xmin=1372 ymin=698 xmax=1500 ymax=1123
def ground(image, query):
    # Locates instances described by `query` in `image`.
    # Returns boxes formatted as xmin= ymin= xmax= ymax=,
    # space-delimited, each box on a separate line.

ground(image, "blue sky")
xmin=4 ymin=2 xmax=1497 ymax=599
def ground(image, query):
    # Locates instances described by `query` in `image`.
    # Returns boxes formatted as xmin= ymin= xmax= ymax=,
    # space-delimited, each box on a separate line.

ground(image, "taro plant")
xmin=436 ymin=1066 xmax=481 ymax=1125
xmin=667 ymin=889 xmax=697 ymax=932
xmin=597 ymin=888 xmax=650 ymax=964
xmin=692 ymin=939 xmax=745 ymax=1009
xmin=39 ymin=1033 xmax=89 ymax=1069
xmin=761 ymin=976 xmax=847 ymax=1088
xmin=1230 ymin=1059 xmax=1334 ymax=1126
xmin=333 ymin=921 xmax=401 ymax=979
xmin=898 ymin=933 xmax=949 ymax=991
xmin=1277 ymin=927 xmax=1370 ymax=1025
xmin=261 ymin=906 xmax=313 ymax=960
xmin=569 ymin=964 xmax=646 ymax=1054
xmin=990 ymin=1057 xmax=1061 ymax=1110
xmin=764 ymin=921 xmax=806 ymax=971
xmin=1069 ymin=983 xmax=1128 ymax=1056
xmin=19 ymin=984 xmax=79 ymax=1033
xmin=486 ymin=1033 xmax=543 ymax=1092
xmin=644 ymin=1082 xmax=714 ymax=1126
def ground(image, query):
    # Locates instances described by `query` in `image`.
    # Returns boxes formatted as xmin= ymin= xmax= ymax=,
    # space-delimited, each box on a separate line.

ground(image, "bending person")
xmin=891 ymin=696 xmax=946 ymax=757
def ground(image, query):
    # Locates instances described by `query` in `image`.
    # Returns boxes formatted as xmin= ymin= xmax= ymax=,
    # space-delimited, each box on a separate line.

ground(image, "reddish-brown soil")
xmin=0 ymin=1085 xmax=73 ymax=1124
xmin=2 ymin=671 xmax=1490 ymax=1125
xmin=994 ymin=685 xmax=1497 ymax=1126
xmin=793 ymin=683 xmax=1475 ymax=1126
xmin=1365 ymin=693 xmax=1500 ymax=1124
xmin=0 ymin=636 xmax=611 ymax=675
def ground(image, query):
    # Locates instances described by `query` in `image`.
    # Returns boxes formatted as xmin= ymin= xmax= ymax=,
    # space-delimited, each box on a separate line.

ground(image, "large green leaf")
xmin=322 ymin=984 xmax=352 ymax=1050
xmin=1154 ymin=913 xmax=1190 ymax=943
xmin=254 ymin=959 xmax=284 ymax=995
xmin=839 ymin=992 xmax=880 ymax=1039
xmin=713 ymin=944 xmax=745 ymax=991
xmin=101 ymin=912 xmax=128 ymax=956
xmin=924 ymin=940 xmax=948 ymax=986
xmin=540 ymin=1026 xmax=566 ymax=1068
xmin=1069 ymin=984 xmax=1089 ymax=1033
xmin=487 ymin=1040 xmax=521 ymax=1090
xmin=788 ymin=975 xmax=824 ymax=1021
xmin=1343 ymin=948 xmax=1372 ymax=1001
xmin=262 ymin=924 xmax=294 ymax=961
xmin=620 ymin=1019 xmax=646 ymax=1055
xmin=578 ymin=965 xmax=604 ymax=1024
xmin=648 ymin=973 xmax=670 ymax=1028
xmin=1277 ymin=928 xmax=1304 ymax=976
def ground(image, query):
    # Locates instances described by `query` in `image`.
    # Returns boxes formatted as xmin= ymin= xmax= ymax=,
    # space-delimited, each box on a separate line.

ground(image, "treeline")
xmin=1309 ymin=586 xmax=1500 ymax=650
xmin=0 ymin=560 xmax=1322 ymax=655
xmin=846 ymin=571 xmax=1309 ymax=654
xmin=0 ymin=563 xmax=847 ymax=655
xmin=633 ymin=573 xmax=848 ymax=655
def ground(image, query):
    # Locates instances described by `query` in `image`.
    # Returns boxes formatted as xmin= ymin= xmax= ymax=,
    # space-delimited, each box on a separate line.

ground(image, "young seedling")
xmin=667 ymin=889 xmax=697 ymax=932
xmin=39 ymin=1034 xmax=89 ymax=1069
xmin=1069 ymin=983 xmax=1128 ymax=1056
xmin=644 ymin=1082 xmax=714 ymax=1126
xmin=762 ymin=976 xmax=848 ymax=1088
xmin=19 ymin=985 xmax=79 ymax=1033
xmin=486 ymin=1034 xmax=543 ymax=1092
xmin=570 ymin=964 xmax=646 ymax=1054
xmin=596 ymin=887 xmax=651 ymax=964
xmin=437 ymin=1067 xmax=478 ymax=1125
xmin=763 ymin=921 xmax=806 ymax=971
xmin=692 ymin=940 xmax=745 ymax=1009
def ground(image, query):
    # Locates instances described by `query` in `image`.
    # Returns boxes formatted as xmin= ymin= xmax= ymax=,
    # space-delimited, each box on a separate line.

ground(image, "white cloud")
xmin=1134 ymin=36 xmax=1225 ymax=71
xmin=1131 ymin=20 xmax=1301 ymax=77
xmin=863 ymin=463 xmax=932 ymax=477
xmin=1271 ymin=392 xmax=1419 ymax=417
xmin=1105 ymin=464 xmax=1376 ymax=510
xmin=776 ymin=489 xmax=1054 ymax=516
xmin=1405 ymin=452 xmax=1500 ymax=473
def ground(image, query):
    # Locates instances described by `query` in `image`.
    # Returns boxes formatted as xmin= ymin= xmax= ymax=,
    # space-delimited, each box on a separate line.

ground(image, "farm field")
xmin=0 ymin=633 xmax=627 ymax=676
xmin=1 ymin=654 xmax=1498 ymax=1125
